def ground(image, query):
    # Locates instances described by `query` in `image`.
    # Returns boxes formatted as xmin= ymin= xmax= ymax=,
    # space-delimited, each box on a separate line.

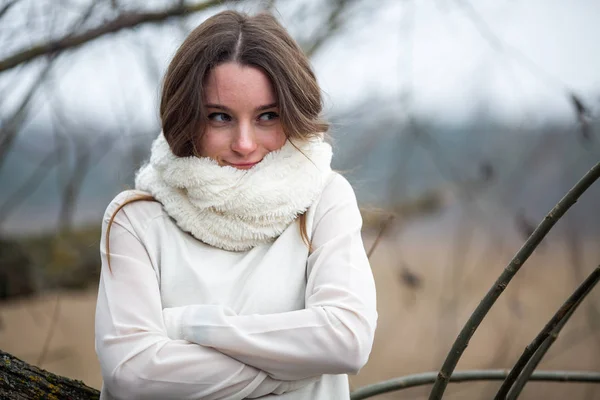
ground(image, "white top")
xmin=95 ymin=172 xmax=378 ymax=399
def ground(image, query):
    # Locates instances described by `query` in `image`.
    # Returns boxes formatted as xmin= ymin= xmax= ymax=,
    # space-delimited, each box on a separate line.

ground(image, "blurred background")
xmin=1 ymin=0 xmax=599 ymax=398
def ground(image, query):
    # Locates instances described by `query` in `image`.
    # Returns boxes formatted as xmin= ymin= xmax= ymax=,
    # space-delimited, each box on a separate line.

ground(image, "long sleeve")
xmin=95 ymin=196 xmax=315 ymax=399
xmin=163 ymin=175 xmax=378 ymax=380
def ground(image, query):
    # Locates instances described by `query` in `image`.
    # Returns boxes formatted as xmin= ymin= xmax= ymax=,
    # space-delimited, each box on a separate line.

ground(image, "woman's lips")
xmin=228 ymin=162 xmax=258 ymax=170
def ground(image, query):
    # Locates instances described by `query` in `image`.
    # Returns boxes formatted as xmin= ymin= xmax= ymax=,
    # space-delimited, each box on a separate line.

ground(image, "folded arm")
xmin=163 ymin=175 xmax=378 ymax=380
xmin=96 ymin=200 xmax=314 ymax=400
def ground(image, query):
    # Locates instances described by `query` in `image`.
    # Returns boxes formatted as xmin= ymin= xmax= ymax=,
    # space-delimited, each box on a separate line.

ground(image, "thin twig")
xmin=507 ymin=323 xmax=581 ymax=400
xmin=37 ymin=292 xmax=61 ymax=366
xmin=0 ymin=0 xmax=21 ymax=20
xmin=0 ymin=0 xmax=225 ymax=73
xmin=366 ymin=214 xmax=394 ymax=259
xmin=428 ymin=162 xmax=600 ymax=399
xmin=351 ymin=370 xmax=600 ymax=400
xmin=303 ymin=0 xmax=354 ymax=58
xmin=0 ymin=58 xmax=55 ymax=169
xmin=0 ymin=152 xmax=58 ymax=225
xmin=498 ymin=265 xmax=600 ymax=399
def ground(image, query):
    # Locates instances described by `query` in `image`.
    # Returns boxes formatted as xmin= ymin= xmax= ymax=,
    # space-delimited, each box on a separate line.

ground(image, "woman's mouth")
xmin=228 ymin=162 xmax=259 ymax=170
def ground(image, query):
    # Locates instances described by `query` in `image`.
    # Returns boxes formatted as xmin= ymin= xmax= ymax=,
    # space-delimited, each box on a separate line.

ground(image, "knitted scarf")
xmin=135 ymin=133 xmax=333 ymax=251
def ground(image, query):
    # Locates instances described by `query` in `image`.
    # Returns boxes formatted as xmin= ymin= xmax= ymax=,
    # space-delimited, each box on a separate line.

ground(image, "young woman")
xmin=95 ymin=10 xmax=377 ymax=400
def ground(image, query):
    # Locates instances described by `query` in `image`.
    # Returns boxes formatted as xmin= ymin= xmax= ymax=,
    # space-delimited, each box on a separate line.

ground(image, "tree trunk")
xmin=0 ymin=349 xmax=100 ymax=399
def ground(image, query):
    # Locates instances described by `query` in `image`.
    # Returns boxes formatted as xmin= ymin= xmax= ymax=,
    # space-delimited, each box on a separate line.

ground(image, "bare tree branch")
xmin=0 ymin=59 xmax=55 ymax=170
xmin=366 ymin=214 xmax=394 ymax=259
xmin=55 ymin=134 xmax=116 ymax=235
xmin=0 ymin=0 xmax=21 ymax=20
xmin=0 ymin=0 xmax=226 ymax=73
xmin=428 ymin=162 xmax=600 ymax=399
xmin=499 ymin=265 xmax=600 ymax=399
xmin=261 ymin=0 xmax=277 ymax=12
xmin=36 ymin=293 xmax=62 ymax=366
xmin=0 ymin=151 xmax=58 ymax=226
xmin=303 ymin=0 xmax=355 ymax=58
xmin=350 ymin=370 xmax=600 ymax=400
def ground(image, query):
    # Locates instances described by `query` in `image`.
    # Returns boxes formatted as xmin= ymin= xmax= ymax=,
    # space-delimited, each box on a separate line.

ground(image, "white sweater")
xmin=95 ymin=173 xmax=378 ymax=399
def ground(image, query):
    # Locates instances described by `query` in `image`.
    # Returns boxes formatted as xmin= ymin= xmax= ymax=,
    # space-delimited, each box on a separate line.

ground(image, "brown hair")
xmin=106 ymin=10 xmax=324 ymax=269
xmin=105 ymin=195 xmax=154 ymax=271
xmin=160 ymin=10 xmax=328 ymax=157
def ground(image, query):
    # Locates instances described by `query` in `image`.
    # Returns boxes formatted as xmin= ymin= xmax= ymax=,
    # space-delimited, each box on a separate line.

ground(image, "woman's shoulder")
xmin=308 ymin=172 xmax=358 ymax=221
xmin=305 ymin=172 xmax=361 ymax=236
xmin=102 ymin=190 xmax=165 ymax=225
xmin=320 ymin=171 xmax=358 ymax=203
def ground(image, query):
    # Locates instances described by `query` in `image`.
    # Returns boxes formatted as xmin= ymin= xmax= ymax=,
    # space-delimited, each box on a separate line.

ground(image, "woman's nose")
xmin=231 ymin=122 xmax=258 ymax=155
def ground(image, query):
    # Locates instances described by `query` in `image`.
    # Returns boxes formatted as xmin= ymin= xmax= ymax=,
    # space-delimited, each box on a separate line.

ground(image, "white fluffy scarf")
xmin=135 ymin=133 xmax=333 ymax=251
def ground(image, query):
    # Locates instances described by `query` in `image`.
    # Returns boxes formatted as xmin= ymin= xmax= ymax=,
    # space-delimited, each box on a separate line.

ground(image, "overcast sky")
xmin=310 ymin=0 xmax=600 ymax=123
xmin=2 ymin=0 xmax=600 ymax=131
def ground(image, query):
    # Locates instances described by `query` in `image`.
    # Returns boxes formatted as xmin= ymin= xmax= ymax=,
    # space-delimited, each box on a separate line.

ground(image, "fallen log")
xmin=0 ymin=349 xmax=100 ymax=399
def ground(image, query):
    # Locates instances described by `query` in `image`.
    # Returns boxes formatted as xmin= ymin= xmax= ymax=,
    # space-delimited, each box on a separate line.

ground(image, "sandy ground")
xmin=1 ymin=228 xmax=600 ymax=399
xmin=0 ymin=290 xmax=101 ymax=388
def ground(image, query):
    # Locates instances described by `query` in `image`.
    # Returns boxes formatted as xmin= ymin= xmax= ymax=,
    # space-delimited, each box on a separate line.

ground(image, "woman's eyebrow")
xmin=205 ymin=103 xmax=278 ymax=112
xmin=256 ymin=102 xmax=278 ymax=111
xmin=205 ymin=103 xmax=230 ymax=111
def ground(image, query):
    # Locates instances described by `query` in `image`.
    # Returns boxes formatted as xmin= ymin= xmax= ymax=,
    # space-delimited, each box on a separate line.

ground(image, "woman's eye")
xmin=258 ymin=111 xmax=279 ymax=122
xmin=208 ymin=112 xmax=231 ymax=123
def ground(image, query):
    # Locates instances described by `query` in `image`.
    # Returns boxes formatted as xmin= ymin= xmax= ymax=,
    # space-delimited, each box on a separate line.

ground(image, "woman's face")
xmin=198 ymin=62 xmax=286 ymax=169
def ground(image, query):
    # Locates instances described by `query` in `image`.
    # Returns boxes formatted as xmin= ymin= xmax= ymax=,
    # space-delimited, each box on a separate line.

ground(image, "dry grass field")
xmin=1 ymin=222 xmax=599 ymax=399
xmin=352 ymin=221 xmax=600 ymax=399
